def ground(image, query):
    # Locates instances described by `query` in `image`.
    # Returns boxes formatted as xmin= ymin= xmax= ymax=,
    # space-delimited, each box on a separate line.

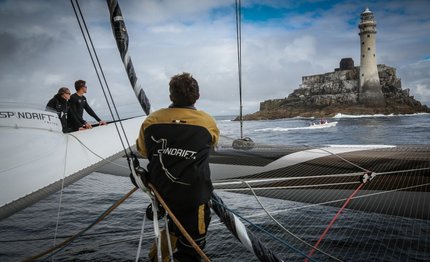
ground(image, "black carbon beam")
xmin=107 ymin=0 xmax=151 ymax=115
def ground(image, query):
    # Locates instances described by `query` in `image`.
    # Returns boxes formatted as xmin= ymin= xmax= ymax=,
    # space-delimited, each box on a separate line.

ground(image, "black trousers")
xmin=168 ymin=203 xmax=211 ymax=262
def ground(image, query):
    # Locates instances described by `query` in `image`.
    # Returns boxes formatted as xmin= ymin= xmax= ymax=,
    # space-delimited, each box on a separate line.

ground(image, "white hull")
xmin=0 ymin=107 xmax=145 ymax=219
xmin=1 ymin=108 xmax=429 ymax=220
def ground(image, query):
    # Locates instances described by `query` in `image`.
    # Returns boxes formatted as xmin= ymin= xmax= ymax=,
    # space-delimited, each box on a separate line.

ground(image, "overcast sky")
xmin=0 ymin=0 xmax=429 ymax=119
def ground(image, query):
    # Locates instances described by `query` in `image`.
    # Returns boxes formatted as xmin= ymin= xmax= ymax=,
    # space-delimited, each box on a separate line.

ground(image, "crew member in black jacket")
xmin=68 ymin=80 xmax=106 ymax=132
xmin=136 ymin=72 xmax=219 ymax=262
xmin=46 ymin=87 xmax=71 ymax=133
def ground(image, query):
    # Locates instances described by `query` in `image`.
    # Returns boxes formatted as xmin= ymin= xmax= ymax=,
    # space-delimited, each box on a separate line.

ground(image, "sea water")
xmin=0 ymin=114 xmax=429 ymax=261
xmin=217 ymin=113 xmax=430 ymax=146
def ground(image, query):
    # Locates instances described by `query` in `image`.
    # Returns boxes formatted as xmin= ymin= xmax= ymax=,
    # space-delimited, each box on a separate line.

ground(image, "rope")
xmin=306 ymin=183 xmax=365 ymax=261
xmin=147 ymin=183 xmax=211 ymax=262
xmin=0 ymin=229 xmax=146 ymax=243
xmin=52 ymin=138 xmax=69 ymax=250
xmin=245 ymin=181 xmax=430 ymax=220
xmin=241 ymin=181 xmax=343 ymax=261
xmin=151 ymin=198 xmax=163 ymax=261
xmin=71 ymin=0 xmax=134 ymax=160
xmin=374 ymin=166 xmax=430 ymax=176
xmin=23 ymin=187 xmax=138 ymax=261
xmin=214 ymin=172 xmax=364 ymax=185
xmin=211 ymin=192 xmax=298 ymax=262
xmin=314 ymin=147 xmax=370 ymax=173
xmin=224 ymin=181 xmax=360 ymax=191
xmin=67 ymin=132 xmax=134 ymax=171
xmin=164 ymin=215 xmax=175 ymax=262
xmin=214 ymin=166 xmax=430 ymax=187
xmin=135 ymin=208 xmax=147 ymax=262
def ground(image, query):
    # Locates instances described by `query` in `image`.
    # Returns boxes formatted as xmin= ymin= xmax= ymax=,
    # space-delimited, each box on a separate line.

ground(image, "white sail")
xmin=0 ymin=107 xmax=144 ymax=219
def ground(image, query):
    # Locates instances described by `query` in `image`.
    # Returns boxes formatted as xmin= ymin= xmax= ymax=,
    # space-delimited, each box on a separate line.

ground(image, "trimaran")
xmin=0 ymin=0 xmax=429 ymax=261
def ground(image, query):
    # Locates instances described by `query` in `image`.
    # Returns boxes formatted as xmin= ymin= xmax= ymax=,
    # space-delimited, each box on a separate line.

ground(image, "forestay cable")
xmin=70 ymin=0 xmax=133 ymax=159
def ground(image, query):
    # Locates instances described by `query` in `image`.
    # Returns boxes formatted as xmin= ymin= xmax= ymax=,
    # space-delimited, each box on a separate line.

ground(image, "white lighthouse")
xmin=358 ymin=8 xmax=385 ymax=106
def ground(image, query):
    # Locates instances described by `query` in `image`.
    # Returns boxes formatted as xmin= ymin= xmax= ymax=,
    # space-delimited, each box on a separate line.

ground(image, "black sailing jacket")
xmin=68 ymin=93 xmax=102 ymax=131
xmin=136 ymin=106 xmax=219 ymax=208
xmin=46 ymin=94 xmax=69 ymax=133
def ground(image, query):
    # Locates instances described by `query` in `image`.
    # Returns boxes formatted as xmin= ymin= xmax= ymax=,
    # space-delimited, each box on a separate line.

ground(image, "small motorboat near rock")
xmin=309 ymin=119 xmax=338 ymax=128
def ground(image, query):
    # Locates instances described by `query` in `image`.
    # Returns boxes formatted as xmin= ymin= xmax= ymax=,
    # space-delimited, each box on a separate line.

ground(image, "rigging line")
xmin=235 ymin=0 xmax=244 ymax=139
xmin=223 ymin=181 xmax=360 ymax=191
xmin=67 ymin=133 xmax=149 ymax=172
xmin=52 ymin=138 xmax=69 ymax=251
xmin=213 ymin=166 xmax=430 ymax=188
xmin=214 ymin=172 xmax=364 ymax=185
xmin=147 ymin=183 xmax=211 ymax=262
xmin=70 ymin=0 xmax=132 ymax=159
xmin=74 ymin=0 xmax=134 ymax=154
xmin=1 ymin=228 xmax=146 ymax=243
xmin=306 ymin=182 xmax=365 ymax=261
xmin=68 ymin=133 xmax=129 ymax=169
xmin=225 ymin=183 xmax=430 ymax=223
xmin=164 ymin=215 xmax=175 ymax=262
xmin=211 ymin=193 xmax=314 ymax=261
xmin=151 ymin=198 xmax=162 ymax=262
xmin=241 ymin=180 xmax=343 ymax=262
xmin=135 ymin=208 xmax=147 ymax=262
xmin=75 ymin=0 xmax=135 ymax=161
xmin=24 ymin=187 xmax=138 ymax=262
xmin=310 ymin=146 xmax=370 ymax=173
xmin=73 ymin=0 xmax=119 ymax=123
xmin=232 ymin=182 xmax=430 ymax=222
xmin=374 ymin=166 xmax=430 ymax=176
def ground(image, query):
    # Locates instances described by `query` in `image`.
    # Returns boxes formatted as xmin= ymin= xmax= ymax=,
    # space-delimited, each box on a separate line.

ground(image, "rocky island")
xmin=240 ymin=60 xmax=429 ymax=120
xmin=239 ymin=8 xmax=429 ymax=121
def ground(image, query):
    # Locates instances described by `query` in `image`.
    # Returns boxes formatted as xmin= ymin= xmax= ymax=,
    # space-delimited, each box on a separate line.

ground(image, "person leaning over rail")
xmin=67 ymin=79 xmax=107 ymax=132
xmin=45 ymin=87 xmax=71 ymax=133
xmin=135 ymin=72 xmax=220 ymax=262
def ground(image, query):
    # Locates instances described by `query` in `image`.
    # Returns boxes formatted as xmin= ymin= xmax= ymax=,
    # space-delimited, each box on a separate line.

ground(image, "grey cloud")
xmin=0 ymin=0 xmax=429 ymax=117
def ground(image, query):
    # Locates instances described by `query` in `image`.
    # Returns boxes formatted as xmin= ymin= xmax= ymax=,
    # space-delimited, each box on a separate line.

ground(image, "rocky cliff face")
xmin=240 ymin=64 xmax=429 ymax=120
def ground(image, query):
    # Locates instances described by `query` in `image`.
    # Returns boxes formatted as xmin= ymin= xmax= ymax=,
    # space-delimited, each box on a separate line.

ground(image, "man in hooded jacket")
xmin=136 ymin=72 xmax=219 ymax=261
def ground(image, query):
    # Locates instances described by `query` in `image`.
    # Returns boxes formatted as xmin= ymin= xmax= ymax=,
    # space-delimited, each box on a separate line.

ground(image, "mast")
xmin=232 ymin=0 xmax=254 ymax=150
xmin=106 ymin=0 xmax=151 ymax=115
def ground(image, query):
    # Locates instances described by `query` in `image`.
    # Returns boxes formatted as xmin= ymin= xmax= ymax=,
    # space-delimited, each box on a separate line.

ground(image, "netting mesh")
xmin=1 ymin=143 xmax=428 ymax=261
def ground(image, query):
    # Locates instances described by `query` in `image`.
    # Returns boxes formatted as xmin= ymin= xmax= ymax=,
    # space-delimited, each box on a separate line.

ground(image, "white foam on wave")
xmin=333 ymin=112 xmax=430 ymax=118
xmin=255 ymin=122 xmax=337 ymax=132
